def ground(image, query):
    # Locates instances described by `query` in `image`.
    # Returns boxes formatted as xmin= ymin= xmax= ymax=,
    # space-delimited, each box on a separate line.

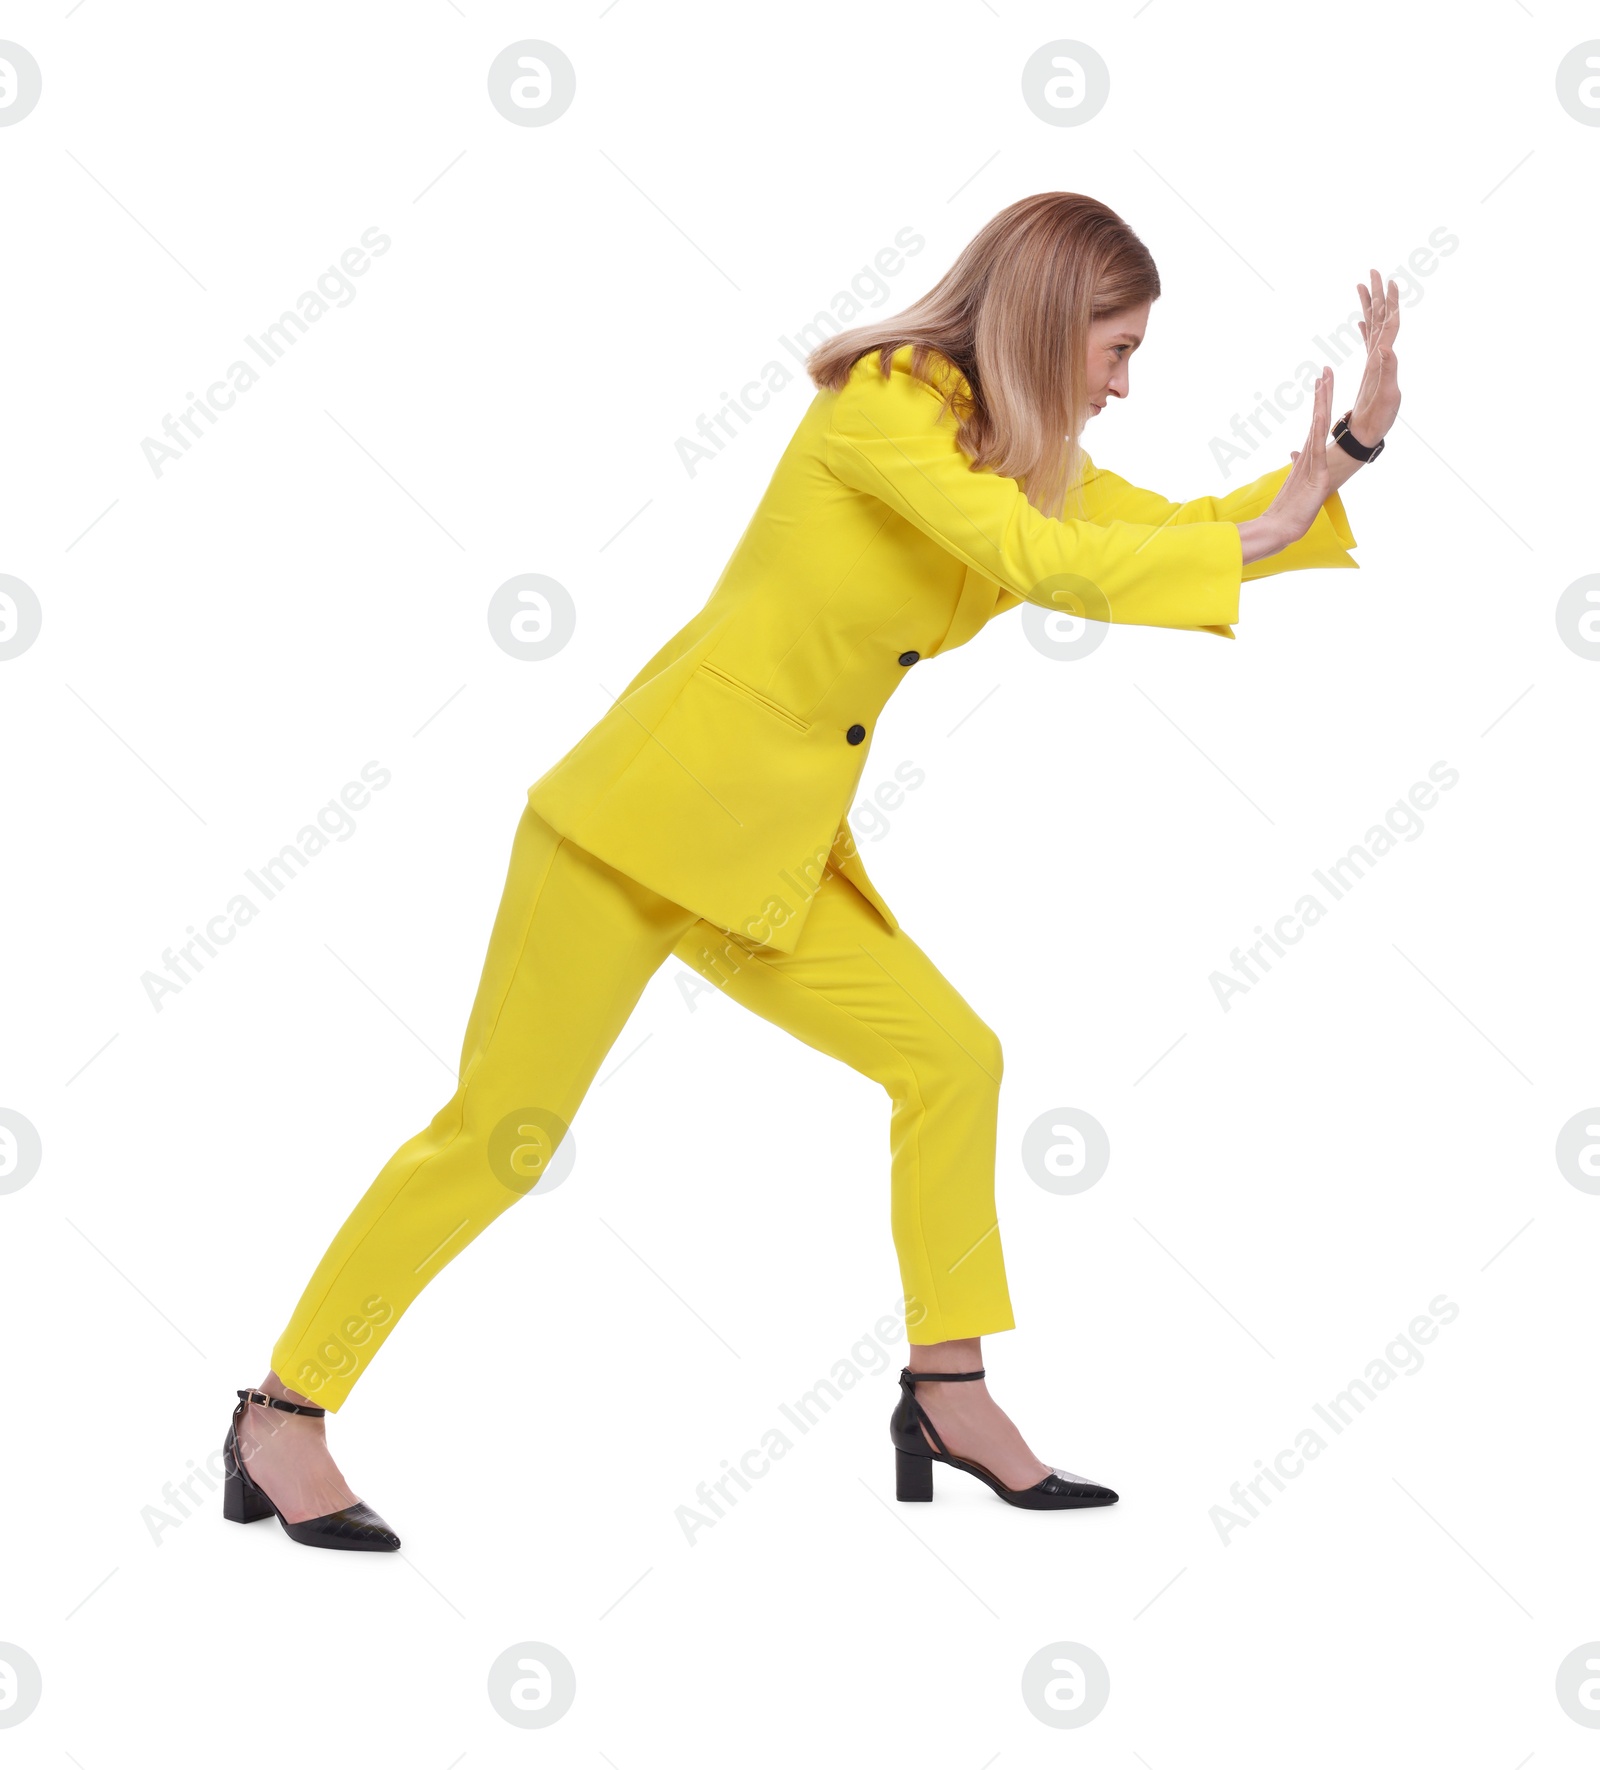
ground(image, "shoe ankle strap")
xmin=897 ymin=1367 xmax=985 ymax=1461
xmin=236 ymin=1388 xmax=326 ymax=1418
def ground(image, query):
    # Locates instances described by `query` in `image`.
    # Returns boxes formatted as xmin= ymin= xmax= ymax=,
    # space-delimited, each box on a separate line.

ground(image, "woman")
xmin=222 ymin=191 xmax=1401 ymax=1549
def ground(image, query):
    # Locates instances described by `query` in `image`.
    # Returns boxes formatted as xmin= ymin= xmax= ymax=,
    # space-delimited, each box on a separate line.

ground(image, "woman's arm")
xmin=1077 ymin=452 xmax=1359 ymax=577
xmin=826 ymin=366 xmax=1246 ymax=633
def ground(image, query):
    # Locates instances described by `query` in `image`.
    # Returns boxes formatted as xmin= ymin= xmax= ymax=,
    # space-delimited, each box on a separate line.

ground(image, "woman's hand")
xmin=1235 ymin=270 xmax=1399 ymax=565
xmin=1238 ymin=365 xmax=1334 ymax=562
xmin=1348 ymin=269 xmax=1402 ymax=447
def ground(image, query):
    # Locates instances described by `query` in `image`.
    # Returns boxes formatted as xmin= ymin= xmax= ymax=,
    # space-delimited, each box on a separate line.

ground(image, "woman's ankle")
xmin=241 ymin=1373 xmax=328 ymax=1455
xmin=257 ymin=1369 xmax=320 ymax=1408
xmin=907 ymin=1336 xmax=983 ymax=1376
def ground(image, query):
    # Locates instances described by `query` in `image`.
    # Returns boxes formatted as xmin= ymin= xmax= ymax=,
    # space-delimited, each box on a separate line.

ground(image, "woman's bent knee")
xmin=883 ymin=1017 xmax=1003 ymax=1110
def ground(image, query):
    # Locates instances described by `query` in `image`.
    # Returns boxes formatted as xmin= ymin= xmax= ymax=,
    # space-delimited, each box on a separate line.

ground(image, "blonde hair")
xmin=807 ymin=193 xmax=1160 ymax=521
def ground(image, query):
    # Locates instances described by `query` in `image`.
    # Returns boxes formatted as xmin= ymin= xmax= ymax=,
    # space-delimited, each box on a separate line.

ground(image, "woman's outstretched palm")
xmin=1270 ymin=363 xmax=1335 ymax=543
xmin=1351 ymin=269 xmax=1402 ymax=443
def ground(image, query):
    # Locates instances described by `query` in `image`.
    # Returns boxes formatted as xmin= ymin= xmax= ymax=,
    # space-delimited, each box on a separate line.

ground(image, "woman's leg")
xmin=243 ymin=804 xmax=699 ymax=1518
xmin=671 ymin=865 xmax=1051 ymax=1490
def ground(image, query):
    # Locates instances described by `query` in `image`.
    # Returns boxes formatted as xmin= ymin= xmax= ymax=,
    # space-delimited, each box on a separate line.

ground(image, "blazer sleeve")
xmin=825 ymin=368 xmax=1243 ymax=635
xmin=1073 ymin=452 xmax=1360 ymax=582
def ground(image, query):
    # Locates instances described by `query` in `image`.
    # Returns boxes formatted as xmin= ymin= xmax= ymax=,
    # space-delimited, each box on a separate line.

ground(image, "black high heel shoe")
xmin=223 ymin=1389 xmax=401 ymax=1551
xmin=890 ymin=1367 xmax=1119 ymax=1510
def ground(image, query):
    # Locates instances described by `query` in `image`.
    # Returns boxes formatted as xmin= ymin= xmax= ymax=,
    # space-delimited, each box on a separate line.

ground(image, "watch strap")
xmin=1332 ymin=409 xmax=1385 ymax=462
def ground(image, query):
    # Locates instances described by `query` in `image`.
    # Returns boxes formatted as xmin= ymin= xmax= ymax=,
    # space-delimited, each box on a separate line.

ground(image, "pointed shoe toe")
xmin=1025 ymin=1467 xmax=1119 ymax=1509
xmin=280 ymin=1499 xmax=401 ymax=1552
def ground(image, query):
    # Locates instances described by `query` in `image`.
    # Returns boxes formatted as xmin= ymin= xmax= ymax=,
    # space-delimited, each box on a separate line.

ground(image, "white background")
xmin=3 ymin=1 xmax=1597 ymax=1762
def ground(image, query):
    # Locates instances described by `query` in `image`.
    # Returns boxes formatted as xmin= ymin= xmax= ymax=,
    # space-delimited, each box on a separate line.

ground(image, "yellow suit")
xmin=526 ymin=343 xmax=1358 ymax=956
xmin=270 ymin=344 xmax=1358 ymax=1408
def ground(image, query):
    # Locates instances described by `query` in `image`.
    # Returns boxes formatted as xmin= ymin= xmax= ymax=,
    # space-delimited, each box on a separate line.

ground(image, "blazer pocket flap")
xmin=695 ymin=660 xmax=811 ymax=732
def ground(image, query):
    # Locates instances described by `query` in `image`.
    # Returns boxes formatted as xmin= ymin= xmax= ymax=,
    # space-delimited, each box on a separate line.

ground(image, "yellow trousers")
xmin=271 ymin=804 xmax=1014 ymax=1409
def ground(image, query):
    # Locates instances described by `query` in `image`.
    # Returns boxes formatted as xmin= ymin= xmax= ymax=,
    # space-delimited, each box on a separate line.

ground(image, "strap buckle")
xmin=235 ymin=1387 xmax=326 ymax=1418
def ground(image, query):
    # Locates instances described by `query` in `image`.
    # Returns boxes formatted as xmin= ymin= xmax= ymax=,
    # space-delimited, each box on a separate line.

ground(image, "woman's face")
xmin=1085 ymin=302 xmax=1150 ymax=419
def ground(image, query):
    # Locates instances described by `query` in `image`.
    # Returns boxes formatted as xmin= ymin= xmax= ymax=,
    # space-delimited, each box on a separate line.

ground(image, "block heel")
xmin=222 ymin=1438 xmax=276 ymax=1523
xmin=896 ymin=1448 xmax=934 ymax=1501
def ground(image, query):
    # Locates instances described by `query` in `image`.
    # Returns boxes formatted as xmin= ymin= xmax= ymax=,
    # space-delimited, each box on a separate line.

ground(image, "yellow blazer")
xmin=527 ymin=344 xmax=1358 ymax=954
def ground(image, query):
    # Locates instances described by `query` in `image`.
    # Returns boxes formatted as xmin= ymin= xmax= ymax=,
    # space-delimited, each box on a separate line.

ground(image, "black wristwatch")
xmin=1332 ymin=409 xmax=1385 ymax=462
